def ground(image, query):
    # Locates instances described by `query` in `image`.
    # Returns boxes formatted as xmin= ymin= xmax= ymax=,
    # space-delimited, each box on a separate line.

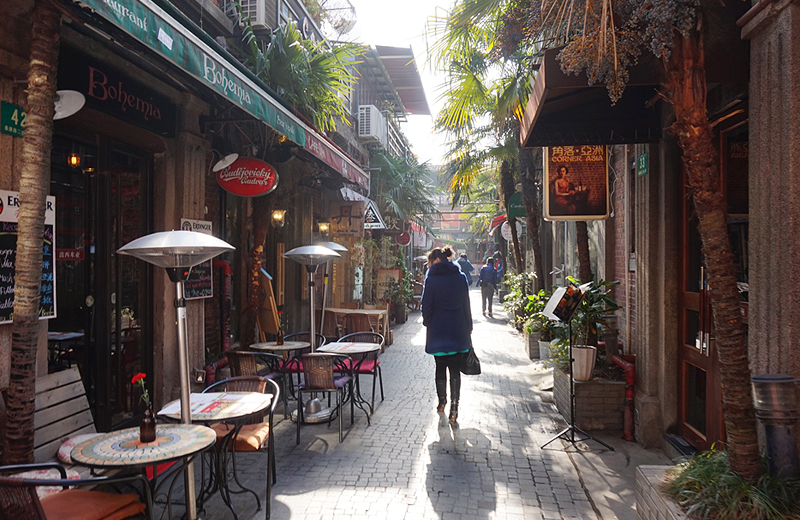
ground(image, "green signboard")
xmin=508 ymin=191 xmax=526 ymax=219
xmin=1 ymin=102 xmax=25 ymax=137
xmin=637 ymin=153 xmax=648 ymax=177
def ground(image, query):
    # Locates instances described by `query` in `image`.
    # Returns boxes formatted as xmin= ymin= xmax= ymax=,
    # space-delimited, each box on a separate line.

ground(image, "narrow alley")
xmin=191 ymin=288 xmax=669 ymax=520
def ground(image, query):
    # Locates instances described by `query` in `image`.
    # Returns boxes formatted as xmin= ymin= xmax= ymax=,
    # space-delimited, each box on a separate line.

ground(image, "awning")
xmin=520 ymin=47 xmax=662 ymax=148
xmin=488 ymin=215 xmax=507 ymax=235
xmin=74 ymin=0 xmax=370 ymax=190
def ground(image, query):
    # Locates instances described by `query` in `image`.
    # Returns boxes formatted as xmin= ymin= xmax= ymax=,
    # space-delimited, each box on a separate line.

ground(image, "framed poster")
xmin=0 ymin=190 xmax=57 ymax=323
xmin=180 ymin=219 xmax=213 ymax=299
xmin=544 ymin=145 xmax=609 ymax=220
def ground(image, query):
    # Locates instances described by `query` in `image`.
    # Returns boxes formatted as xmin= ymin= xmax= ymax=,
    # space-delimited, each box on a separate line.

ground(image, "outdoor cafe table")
xmin=158 ymin=392 xmax=273 ymax=519
xmin=326 ymin=307 xmax=389 ymax=340
xmin=317 ymin=342 xmax=382 ymax=417
xmin=249 ymin=340 xmax=310 ymax=358
xmin=70 ymin=424 xmax=215 ymax=518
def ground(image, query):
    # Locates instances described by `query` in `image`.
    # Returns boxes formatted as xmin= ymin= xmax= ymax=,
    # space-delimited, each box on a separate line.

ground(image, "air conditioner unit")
xmin=358 ymin=105 xmax=387 ymax=147
xmin=236 ymin=0 xmax=268 ymax=30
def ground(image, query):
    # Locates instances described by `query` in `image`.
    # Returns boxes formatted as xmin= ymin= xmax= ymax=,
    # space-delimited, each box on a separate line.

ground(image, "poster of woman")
xmin=544 ymin=146 xmax=609 ymax=220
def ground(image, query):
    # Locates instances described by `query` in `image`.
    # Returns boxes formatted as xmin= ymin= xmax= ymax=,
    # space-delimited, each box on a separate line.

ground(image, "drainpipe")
xmin=612 ymin=354 xmax=636 ymax=441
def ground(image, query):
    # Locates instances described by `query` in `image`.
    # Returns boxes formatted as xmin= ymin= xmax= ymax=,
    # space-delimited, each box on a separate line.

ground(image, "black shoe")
xmin=449 ymin=401 xmax=459 ymax=422
xmin=488 ymin=313 xmax=493 ymax=318
xmin=437 ymin=397 xmax=447 ymax=413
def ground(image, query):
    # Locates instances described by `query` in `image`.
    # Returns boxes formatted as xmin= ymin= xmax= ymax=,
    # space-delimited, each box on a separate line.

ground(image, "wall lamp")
xmin=67 ymin=152 xmax=81 ymax=168
xmin=317 ymin=219 xmax=330 ymax=235
xmin=272 ymin=209 xmax=286 ymax=228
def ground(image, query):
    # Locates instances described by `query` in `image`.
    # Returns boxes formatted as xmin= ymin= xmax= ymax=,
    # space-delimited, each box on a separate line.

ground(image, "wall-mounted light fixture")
xmin=271 ymin=209 xmax=286 ymax=228
xmin=317 ymin=219 xmax=330 ymax=235
xmin=67 ymin=152 xmax=81 ymax=168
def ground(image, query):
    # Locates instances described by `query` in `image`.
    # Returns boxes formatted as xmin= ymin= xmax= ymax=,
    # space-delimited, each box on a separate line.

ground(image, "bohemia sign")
xmin=216 ymin=157 xmax=279 ymax=197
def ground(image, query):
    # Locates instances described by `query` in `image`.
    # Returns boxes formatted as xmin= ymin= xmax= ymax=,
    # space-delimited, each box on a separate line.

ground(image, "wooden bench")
xmin=34 ymin=367 xmax=96 ymax=465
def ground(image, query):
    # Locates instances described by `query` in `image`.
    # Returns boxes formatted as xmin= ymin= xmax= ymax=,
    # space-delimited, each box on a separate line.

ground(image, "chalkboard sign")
xmin=0 ymin=190 xmax=57 ymax=323
xmin=180 ymin=218 xmax=213 ymax=299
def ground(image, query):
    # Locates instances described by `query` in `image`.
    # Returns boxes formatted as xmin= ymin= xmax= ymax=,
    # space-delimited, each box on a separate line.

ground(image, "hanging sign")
xmin=0 ymin=191 xmax=57 ymax=323
xmin=544 ymin=145 xmax=609 ymax=220
xmin=364 ymin=199 xmax=386 ymax=230
xmin=508 ymin=192 xmax=526 ymax=219
xmin=216 ymin=157 xmax=278 ymax=197
xmin=396 ymin=232 xmax=411 ymax=246
xmin=180 ymin=219 xmax=214 ymax=299
xmin=501 ymin=220 xmax=522 ymax=242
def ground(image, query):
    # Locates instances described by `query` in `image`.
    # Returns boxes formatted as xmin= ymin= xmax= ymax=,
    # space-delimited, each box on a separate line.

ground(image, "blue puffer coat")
xmin=421 ymin=261 xmax=473 ymax=354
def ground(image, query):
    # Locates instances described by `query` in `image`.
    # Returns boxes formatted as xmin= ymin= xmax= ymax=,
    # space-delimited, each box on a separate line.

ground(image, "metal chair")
xmin=225 ymin=350 xmax=288 ymax=418
xmin=296 ymin=353 xmax=354 ymax=445
xmin=0 ymin=462 xmax=154 ymax=520
xmin=283 ymin=332 xmax=326 ymax=349
xmin=337 ymin=332 xmax=385 ymax=412
xmin=203 ymin=376 xmax=280 ymax=520
xmin=343 ymin=313 xmax=373 ymax=335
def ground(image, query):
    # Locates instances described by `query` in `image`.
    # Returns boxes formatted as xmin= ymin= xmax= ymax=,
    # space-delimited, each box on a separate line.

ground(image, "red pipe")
xmin=612 ymin=354 xmax=635 ymax=441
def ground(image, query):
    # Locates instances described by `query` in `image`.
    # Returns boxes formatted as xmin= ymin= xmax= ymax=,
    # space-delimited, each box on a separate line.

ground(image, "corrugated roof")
xmin=365 ymin=45 xmax=431 ymax=117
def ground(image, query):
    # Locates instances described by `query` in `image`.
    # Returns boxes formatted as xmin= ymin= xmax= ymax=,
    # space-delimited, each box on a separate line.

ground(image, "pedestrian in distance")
xmin=477 ymin=257 xmax=499 ymax=317
xmin=493 ymin=251 xmax=505 ymax=283
xmin=456 ymin=253 xmax=474 ymax=285
xmin=421 ymin=246 xmax=473 ymax=423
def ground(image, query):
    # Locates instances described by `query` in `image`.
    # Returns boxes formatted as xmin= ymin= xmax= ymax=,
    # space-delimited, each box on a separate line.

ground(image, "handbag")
xmin=460 ymin=344 xmax=481 ymax=375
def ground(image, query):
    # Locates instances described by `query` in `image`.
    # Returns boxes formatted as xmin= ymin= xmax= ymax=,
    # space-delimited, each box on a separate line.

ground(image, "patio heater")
xmin=118 ymin=230 xmax=234 ymax=520
xmin=314 ymin=241 xmax=348 ymax=336
xmin=284 ymin=245 xmax=340 ymax=423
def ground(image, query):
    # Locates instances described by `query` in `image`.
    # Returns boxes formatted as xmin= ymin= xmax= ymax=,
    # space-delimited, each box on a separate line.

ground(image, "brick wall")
xmin=609 ymin=144 xmax=636 ymax=351
xmin=553 ymin=369 xmax=625 ymax=430
xmin=636 ymin=466 xmax=686 ymax=520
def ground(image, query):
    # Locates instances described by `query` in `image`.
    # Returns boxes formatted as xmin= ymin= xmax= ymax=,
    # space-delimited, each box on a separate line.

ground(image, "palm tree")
xmin=496 ymin=0 xmax=758 ymax=479
xmin=4 ymin=0 xmax=60 ymax=464
xmin=368 ymin=153 xmax=440 ymax=232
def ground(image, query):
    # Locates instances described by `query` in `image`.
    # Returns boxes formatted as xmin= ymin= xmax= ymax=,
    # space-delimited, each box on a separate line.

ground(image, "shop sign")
xmin=1 ymin=102 xmax=25 ymax=137
xmin=180 ymin=219 xmax=213 ymax=299
xmin=501 ymin=220 xmax=522 ymax=242
xmin=57 ymin=249 xmax=85 ymax=261
xmin=58 ymin=46 xmax=176 ymax=137
xmin=395 ymin=232 xmax=411 ymax=246
xmin=216 ymin=157 xmax=278 ymax=197
xmin=328 ymin=201 xmax=364 ymax=237
xmin=508 ymin=192 xmax=525 ymax=219
xmin=0 ymin=190 xmax=56 ymax=323
xmin=363 ymin=199 xmax=386 ymax=230
xmin=544 ymin=145 xmax=609 ymax=221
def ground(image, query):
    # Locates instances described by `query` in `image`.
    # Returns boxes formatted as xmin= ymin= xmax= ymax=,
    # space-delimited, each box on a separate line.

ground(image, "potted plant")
xmin=566 ymin=278 xmax=621 ymax=381
xmin=523 ymin=289 xmax=556 ymax=359
xmin=502 ymin=272 xmax=538 ymax=331
xmin=387 ymin=272 xmax=414 ymax=324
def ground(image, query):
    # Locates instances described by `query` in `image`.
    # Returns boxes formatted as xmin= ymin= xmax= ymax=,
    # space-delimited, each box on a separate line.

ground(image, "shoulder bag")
xmin=460 ymin=342 xmax=481 ymax=375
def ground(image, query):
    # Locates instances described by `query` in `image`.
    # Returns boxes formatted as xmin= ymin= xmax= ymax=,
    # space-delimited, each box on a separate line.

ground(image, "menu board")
xmin=180 ymin=219 xmax=213 ymax=300
xmin=0 ymin=190 xmax=57 ymax=323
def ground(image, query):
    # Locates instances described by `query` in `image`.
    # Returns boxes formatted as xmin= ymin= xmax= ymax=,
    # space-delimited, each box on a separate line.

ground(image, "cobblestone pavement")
xmin=187 ymin=288 xmax=600 ymax=520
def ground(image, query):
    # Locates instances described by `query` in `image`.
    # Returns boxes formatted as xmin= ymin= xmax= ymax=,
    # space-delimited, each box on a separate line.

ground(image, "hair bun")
xmin=443 ymin=247 xmax=453 ymax=258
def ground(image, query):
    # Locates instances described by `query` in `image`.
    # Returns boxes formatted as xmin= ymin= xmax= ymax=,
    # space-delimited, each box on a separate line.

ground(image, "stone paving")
xmin=183 ymin=287 xmax=599 ymax=520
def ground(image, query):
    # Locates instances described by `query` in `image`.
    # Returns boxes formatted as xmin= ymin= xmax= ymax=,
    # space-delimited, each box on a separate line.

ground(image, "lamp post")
xmin=118 ymin=230 xmax=234 ymax=520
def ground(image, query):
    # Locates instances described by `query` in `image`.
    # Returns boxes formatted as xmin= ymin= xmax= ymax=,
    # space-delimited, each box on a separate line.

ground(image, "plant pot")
xmin=538 ymin=340 xmax=551 ymax=360
xmin=572 ymin=345 xmax=597 ymax=381
xmin=394 ymin=301 xmax=407 ymax=324
xmin=524 ymin=330 xmax=540 ymax=358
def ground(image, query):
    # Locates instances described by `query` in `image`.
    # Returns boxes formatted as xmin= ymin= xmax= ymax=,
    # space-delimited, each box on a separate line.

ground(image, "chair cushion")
xmin=40 ymin=489 xmax=145 ymax=520
xmin=334 ymin=375 xmax=352 ymax=389
xmin=337 ymin=359 xmax=379 ymax=373
xmin=279 ymin=361 xmax=303 ymax=373
xmin=11 ymin=468 xmax=81 ymax=500
xmin=57 ymin=433 xmax=102 ymax=465
xmin=211 ymin=423 xmax=270 ymax=452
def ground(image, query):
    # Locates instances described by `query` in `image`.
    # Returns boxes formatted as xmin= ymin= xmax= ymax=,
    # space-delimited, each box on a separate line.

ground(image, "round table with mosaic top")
xmin=70 ymin=424 xmax=216 ymax=469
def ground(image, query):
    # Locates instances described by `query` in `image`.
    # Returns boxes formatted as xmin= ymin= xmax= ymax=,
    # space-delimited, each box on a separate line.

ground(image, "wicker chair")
xmin=336 ymin=332 xmax=385 ymax=412
xmin=0 ymin=462 xmax=153 ymax=520
xmin=343 ymin=313 xmax=373 ymax=335
xmin=316 ymin=309 xmax=342 ymax=342
xmin=225 ymin=350 xmax=288 ymax=418
xmin=296 ymin=353 xmax=354 ymax=445
xmin=202 ymin=376 xmax=280 ymax=520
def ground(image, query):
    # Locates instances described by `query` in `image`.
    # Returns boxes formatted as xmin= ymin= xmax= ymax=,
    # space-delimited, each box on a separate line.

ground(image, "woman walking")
xmin=421 ymin=247 xmax=473 ymax=422
xmin=477 ymin=257 xmax=499 ymax=317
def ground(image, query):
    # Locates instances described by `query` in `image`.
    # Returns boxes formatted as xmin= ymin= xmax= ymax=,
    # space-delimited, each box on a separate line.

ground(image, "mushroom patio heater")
xmin=284 ymin=245 xmax=340 ymax=422
xmin=314 ymin=241 xmax=348 ymax=336
xmin=118 ymin=230 xmax=234 ymax=520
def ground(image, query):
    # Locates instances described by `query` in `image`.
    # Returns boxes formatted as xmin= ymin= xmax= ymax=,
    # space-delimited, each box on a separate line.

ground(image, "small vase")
xmin=140 ymin=404 xmax=156 ymax=443
xmin=276 ymin=329 xmax=284 ymax=345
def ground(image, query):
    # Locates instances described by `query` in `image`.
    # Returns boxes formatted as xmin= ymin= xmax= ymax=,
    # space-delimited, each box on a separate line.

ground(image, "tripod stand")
xmin=541 ymin=320 xmax=615 ymax=451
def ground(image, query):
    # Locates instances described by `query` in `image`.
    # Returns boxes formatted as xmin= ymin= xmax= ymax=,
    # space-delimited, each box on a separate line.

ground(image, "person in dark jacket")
xmin=477 ymin=258 xmax=498 ymax=317
xmin=421 ymin=247 xmax=473 ymax=422
xmin=456 ymin=253 xmax=474 ymax=285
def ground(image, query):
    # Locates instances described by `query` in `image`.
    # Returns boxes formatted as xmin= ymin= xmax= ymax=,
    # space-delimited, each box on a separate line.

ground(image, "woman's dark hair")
xmin=487 ymin=258 xmax=495 ymax=267
xmin=427 ymin=247 xmax=453 ymax=264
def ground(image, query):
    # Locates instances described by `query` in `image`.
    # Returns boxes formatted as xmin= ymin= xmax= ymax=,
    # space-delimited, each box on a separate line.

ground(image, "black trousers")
xmin=481 ymin=284 xmax=495 ymax=313
xmin=435 ymin=353 xmax=461 ymax=401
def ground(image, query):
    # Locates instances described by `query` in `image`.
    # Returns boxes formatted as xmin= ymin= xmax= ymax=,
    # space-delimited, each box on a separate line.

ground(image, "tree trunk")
xmin=499 ymin=160 xmax=523 ymax=273
xmin=666 ymin=26 xmax=759 ymax=480
xmin=4 ymin=0 xmax=59 ymax=464
xmin=519 ymin=147 xmax=546 ymax=291
xmin=576 ymin=221 xmax=591 ymax=282
xmin=240 ymin=199 xmax=270 ymax=348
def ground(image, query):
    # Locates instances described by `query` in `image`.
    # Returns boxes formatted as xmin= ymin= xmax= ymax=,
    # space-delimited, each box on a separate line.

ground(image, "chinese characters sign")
xmin=544 ymin=145 xmax=609 ymax=220
xmin=0 ymin=190 xmax=57 ymax=323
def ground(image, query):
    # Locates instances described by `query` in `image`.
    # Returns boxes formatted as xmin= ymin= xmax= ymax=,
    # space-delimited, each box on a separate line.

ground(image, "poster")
xmin=544 ymin=146 xmax=609 ymax=220
xmin=0 ymin=190 xmax=57 ymax=323
xmin=180 ymin=219 xmax=213 ymax=299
